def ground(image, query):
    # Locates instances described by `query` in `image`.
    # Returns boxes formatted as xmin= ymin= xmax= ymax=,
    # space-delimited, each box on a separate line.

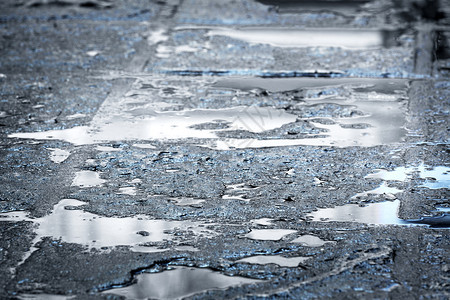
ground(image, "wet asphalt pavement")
xmin=0 ymin=0 xmax=449 ymax=299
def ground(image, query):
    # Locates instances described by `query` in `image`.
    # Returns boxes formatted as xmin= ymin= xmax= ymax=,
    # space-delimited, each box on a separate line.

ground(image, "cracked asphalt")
xmin=0 ymin=0 xmax=449 ymax=299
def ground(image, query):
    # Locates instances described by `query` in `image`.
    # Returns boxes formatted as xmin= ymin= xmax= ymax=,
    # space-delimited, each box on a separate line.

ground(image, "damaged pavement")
xmin=0 ymin=0 xmax=449 ymax=299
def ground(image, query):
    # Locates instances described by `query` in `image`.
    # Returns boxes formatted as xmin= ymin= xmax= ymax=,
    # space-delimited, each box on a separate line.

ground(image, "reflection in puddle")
xmin=72 ymin=170 xmax=106 ymax=188
xmin=366 ymin=164 xmax=450 ymax=189
xmin=308 ymin=200 xmax=408 ymax=225
xmin=351 ymin=182 xmax=403 ymax=200
xmin=169 ymin=197 xmax=206 ymax=206
xmin=290 ymin=234 xmax=334 ymax=247
xmin=257 ymin=0 xmax=370 ymax=14
xmin=118 ymin=187 xmax=137 ymax=196
xmin=16 ymin=294 xmax=75 ymax=300
xmin=244 ymin=229 xmax=296 ymax=241
xmin=251 ymin=218 xmax=274 ymax=226
xmin=132 ymin=143 xmax=157 ymax=149
xmin=65 ymin=113 xmax=87 ymax=120
xmin=9 ymin=106 xmax=296 ymax=145
xmin=210 ymin=96 xmax=406 ymax=149
xmin=102 ymin=267 xmax=262 ymax=300
xmin=0 ymin=199 xmax=216 ymax=251
xmin=207 ymin=27 xmax=402 ymax=49
xmin=9 ymin=76 xmax=409 ymax=149
xmin=96 ymin=145 xmax=121 ymax=152
xmin=309 ymin=200 xmax=450 ymax=228
xmin=236 ymin=255 xmax=309 ymax=267
xmin=48 ymin=148 xmax=70 ymax=163
xmin=214 ymin=78 xmax=407 ymax=94
xmin=130 ymin=245 xmax=199 ymax=254
xmin=147 ymin=28 xmax=169 ymax=45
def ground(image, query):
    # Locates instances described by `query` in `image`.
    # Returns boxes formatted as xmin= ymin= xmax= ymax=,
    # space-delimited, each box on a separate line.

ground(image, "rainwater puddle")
xmin=0 ymin=199 xmax=216 ymax=252
xmin=351 ymin=182 xmax=403 ymax=200
xmin=211 ymin=98 xmax=405 ymax=149
xmin=207 ymin=27 xmax=402 ymax=49
xmin=118 ymin=187 xmax=137 ymax=196
xmin=251 ymin=218 xmax=274 ymax=226
xmin=9 ymin=106 xmax=296 ymax=145
xmin=147 ymin=28 xmax=169 ymax=45
xmin=214 ymin=78 xmax=407 ymax=94
xmin=308 ymin=200 xmax=408 ymax=225
xmin=257 ymin=0 xmax=370 ymax=14
xmin=9 ymin=76 xmax=408 ymax=149
xmin=236 ymin=255 xmax=309 ymax=267
xmin=366 ymin=164 xmax=450 ymax=189
xmin=65 ymin=113 xmax=87 ymax=120
xmin=208 ymin=78 xmax=408 ymax=149
xmin=102 ymin=267 xmax=262 ymax=300
xmin=16 ymin=294 xmax=75 ymax=300
xmin=169 ymin=197 xmax=206 ymax=206
xmin=72 ymin=170 xmax=106 ymax=188
xmin=244 ymin=229 xmax=296 ymax=241
xmin=309 ymin=200 xmax=450 ymax=228
xmin=132 ymin=143 xmax=156 ymax=149
xmin=86 ymin=50 xmax=100 ymax=57
xmin=96 ymin=145 xmax=121 ymax=152
xmin=290 ymin=234 xmax=335 ymax=247
xmin=48 ymin=148 xmax=70 ymax=163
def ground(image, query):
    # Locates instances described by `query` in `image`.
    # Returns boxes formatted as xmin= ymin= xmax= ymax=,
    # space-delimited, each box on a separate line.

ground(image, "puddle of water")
xmin=236 ymin=255 xmax=309 ymax=267
xmin=48 ymin=148 xmax=70 ymax=163
xmin=290 ymin=234 xmax=334 ymax=247
xmin=366 ymin=164 xmax=450 ymax=189
xmin=96 ymin=145 xmax=121 ymax=152
xmin=244 ymin=229 xmax=296 ymax=241
xmin=351 ymin=182 xmax=403 ymax=200
xmin=0 ymin=199 xmax=216 ymax=252
xmin=419 ymin=166 xmax=450 ymax=189
xmin=16 ymin=294 xmax=75 ymax=300
xmin=118 ymin=187 xmax=137 ymax=196
xmin=86 ymin=50 xmax=100 ymax=57
xmin=9 ymin=106 xmax=296 ymax=145
xmin=9 ymin=77 xmax=408 ymax=149
xmin=207 ymin=27 xmax=402 ymax=49
xmin=366 ymin=167 xmax=410 ymax=181
xmin=222 ymin=194 xmax=249 ymax=201
xmin=214 ymin=78 xmax=407 ymax=94
xmin=102 ymin=267 xmax=261 ymax=299
xmin=65 ymin=113 xmax=87 ymax=120
xmin=147 ymin=28 xmax=169 ymax=45
xmin=174 ymin=245 xmax=200 ymax=252
xmin=257 ymin=0 xmax=370 ymax=14
xmin=208 ymin=78 xmax=407 ymax=149
xmin=436 ymin=207 xmax=450 ymax=213
xmin=251 ymin=218 xmax=274 ymax=226
xmin=72 ymin=170 xmax=106 ymax=188
xmin=169 ymin=197 xmax=205 ymax=206
xmin=132 ymin=143 xmax=156 ymax=149
xmin=309 ymin=200 xmax=450 ymax=228
xmin=308 ymin=200 xmax=409 ymax=225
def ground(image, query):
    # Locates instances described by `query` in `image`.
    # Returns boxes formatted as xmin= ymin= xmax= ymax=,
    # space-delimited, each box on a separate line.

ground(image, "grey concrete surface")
xmin=0 ymin=0 xmax=449 ymax=299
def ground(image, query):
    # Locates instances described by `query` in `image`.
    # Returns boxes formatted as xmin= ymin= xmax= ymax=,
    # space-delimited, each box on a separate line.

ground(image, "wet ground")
xmin=0 ymin=0 xmax=449 ymax=299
